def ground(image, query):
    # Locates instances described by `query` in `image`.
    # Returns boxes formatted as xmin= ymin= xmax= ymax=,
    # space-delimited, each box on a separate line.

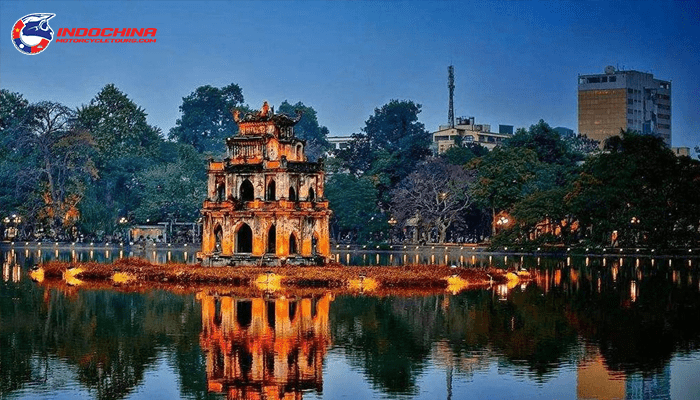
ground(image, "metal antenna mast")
xmin=448 ymin=65 xmax=455 ymax=128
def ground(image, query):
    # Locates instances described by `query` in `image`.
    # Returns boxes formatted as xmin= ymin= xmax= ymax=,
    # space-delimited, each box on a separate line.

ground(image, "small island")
xmin=29 ymin=258 xmax=528 ymax=296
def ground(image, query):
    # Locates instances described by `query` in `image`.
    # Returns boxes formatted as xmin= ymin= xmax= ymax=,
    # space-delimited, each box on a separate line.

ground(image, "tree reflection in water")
xmin=1 ymin=250 xmax=700 ymax=399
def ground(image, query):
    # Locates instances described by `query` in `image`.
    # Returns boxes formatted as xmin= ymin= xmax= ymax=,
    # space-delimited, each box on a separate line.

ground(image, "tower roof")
xmin=233 ymin=101 xmax=302 ymax=127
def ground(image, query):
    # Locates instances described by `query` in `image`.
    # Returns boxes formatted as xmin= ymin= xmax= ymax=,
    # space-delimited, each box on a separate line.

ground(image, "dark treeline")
xmin=0 ymin=85 xmax=330 ymax=243
xmin=329 ymin=110 xmax=700 ymax=249
xmin=2 ymin=86 xmax=699 ymax=248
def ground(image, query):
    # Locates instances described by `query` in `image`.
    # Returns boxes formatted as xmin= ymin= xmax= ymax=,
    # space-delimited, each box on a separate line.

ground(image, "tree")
xmin=0 ymin=90 xmax=35 ymax=217
xmin=504 ymin=120 xmax=576 ymax=164
xmin=325 ymin=173 xmax=382 ymax=242
xmin=391 ymin=158 xmax=474 ymax=243
xmin=441 ymin=142 xmax=488 ymax=165
xmin=334 ymin=133 xmax=372 ymax=175
xmin=470 ymin=147 xmax=540 ymax=236
xmin=363 ymin=100 xmax=432 ymax=178
xmin=16 ymin=102 xmax=97 ymax=238
xmin=132 ymin=143 xmax=206 ymax=224
xmin=334 ymin=100 xmax=432 ymax=208
xmin=169 ymin=83 xmax=244 ymax=154
xmin=277 ymin=100 xmax=331 ymax=161
xmin=76 ymin=84 xmax=164 ymax=235
xmin=567 ymin=130 xmax=700 ymax=247
xmin=564 ymin=134 xmax=599 ymax=158
xmin=77 ymin=84 xmax=161 ymax=162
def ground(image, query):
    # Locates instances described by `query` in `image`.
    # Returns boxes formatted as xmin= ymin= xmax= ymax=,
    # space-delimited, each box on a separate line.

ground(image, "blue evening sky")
xmin=1 ymin=1 xmax=698 ymax=151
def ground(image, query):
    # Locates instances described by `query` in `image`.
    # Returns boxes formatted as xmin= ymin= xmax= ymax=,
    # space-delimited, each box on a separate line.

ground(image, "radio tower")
xmin=448 ymin=65 xmax=455 ymax=128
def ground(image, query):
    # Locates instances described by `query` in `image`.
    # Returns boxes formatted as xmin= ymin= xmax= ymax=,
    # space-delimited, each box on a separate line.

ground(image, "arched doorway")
xmin=236 ymin=223 xmax=253 ymax=253
xmin=308 ymin=187 xmax=315 ymax=201
xmin=240 ymin=179 xmax=254 ymax=201
xmin=266 ymin=180 xmax=276 ymax=201
xmin=214 ymin=225 xmax=223 ymax=252
xmin=267 ymin=225 xmax=276 ymax=254
xmin=289 ymin=233 xmax=297 ymax=255
xmin=288 ymin=187 xmax=297 ymax=201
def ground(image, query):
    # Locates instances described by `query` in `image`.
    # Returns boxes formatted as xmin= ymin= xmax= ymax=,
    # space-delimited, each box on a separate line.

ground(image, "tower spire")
xmin=448 ymin=65 xmax=455 ymax=128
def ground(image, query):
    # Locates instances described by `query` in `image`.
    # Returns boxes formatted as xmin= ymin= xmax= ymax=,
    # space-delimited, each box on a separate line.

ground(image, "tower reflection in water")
xmin=197 ymin=292 xmax=333 ymax=399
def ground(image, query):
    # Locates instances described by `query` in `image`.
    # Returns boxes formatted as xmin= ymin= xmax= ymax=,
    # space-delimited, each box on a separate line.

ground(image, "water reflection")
xmin=1 ymin=247 xmax=700 ymax=399
xmin=3 ymin=250 xmax=21 ymax=282
xmin=198 ymin=293 xmax=331 ymax=399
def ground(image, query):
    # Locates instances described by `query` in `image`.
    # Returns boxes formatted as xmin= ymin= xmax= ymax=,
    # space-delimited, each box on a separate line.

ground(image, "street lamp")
xmin=388 ymin=217 xmax=398 ymax=245
xmin=3 ymin=214 xmax=21 ymax=241
xmin=497 ymin=216 xmax=509 ymax=226
xmin=118 ymin=217 xmax=129 ymax=243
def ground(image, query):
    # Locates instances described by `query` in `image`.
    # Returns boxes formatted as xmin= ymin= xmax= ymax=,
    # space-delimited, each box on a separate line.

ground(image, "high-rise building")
xmin=578 ymin=66 xmax=671 ymax=146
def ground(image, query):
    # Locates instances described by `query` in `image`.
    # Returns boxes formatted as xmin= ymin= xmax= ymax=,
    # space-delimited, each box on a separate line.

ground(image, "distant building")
xmin=554 ymin=126 xmax=575 ymax=137
xmin=433 ymin=116 xmax=513 ymax=153
xmin=327 ymin=135 xmax=352 ymax=151
xmin=578 ymin=66 xmax=671 ymax=146
xmin=671 ymin=146 xmax=690 ymax=157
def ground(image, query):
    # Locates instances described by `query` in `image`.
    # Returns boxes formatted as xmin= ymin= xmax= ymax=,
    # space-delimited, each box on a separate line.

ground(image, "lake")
xmin=1 ymin=246 xmax=699 ymax=399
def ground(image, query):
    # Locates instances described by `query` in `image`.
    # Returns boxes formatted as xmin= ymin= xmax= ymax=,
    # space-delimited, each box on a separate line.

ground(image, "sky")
xmin=1 ymin=0 xmax=699 ymax=152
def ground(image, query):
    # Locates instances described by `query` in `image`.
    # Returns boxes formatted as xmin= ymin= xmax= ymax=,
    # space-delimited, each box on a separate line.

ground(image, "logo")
xmin=11 ymin=13 xmax=55 ymax=55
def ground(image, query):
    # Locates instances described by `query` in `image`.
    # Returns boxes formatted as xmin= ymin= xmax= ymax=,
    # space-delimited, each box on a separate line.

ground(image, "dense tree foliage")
xmin=132 ymin=143 xmax=206 ymax=224
xmin=473 ymin=124 xmax=700 ymax=248
xmin=328 ymin=99 xmax=434 ymax=242
xmin=325 ymin=174 xmax=383 ymax=243
xmin=77 ymin=84 xmax=161 ymax=161
xmin=567 ymin=131 xmax=700 ymax=247
xmin=441 ymin=141 xmax=488 ymax=166
xmin=74 ymin=85 xmax=168 ymax=236
xmin=335 ymin=100 xmax=432 ymax=206
xmin=168 ymin=83 xmax=245 ymax=154
xmin=0 ymin=90 xmax=36 ymax=217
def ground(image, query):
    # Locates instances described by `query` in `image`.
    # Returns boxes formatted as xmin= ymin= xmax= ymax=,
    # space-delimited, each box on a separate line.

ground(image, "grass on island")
xmin=30 ymin=258 xmax=518 ymax=296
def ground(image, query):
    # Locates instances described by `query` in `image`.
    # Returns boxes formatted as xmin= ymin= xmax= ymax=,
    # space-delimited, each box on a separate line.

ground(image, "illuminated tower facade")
xmin=198 ymin=102 xmax=332 ymax=266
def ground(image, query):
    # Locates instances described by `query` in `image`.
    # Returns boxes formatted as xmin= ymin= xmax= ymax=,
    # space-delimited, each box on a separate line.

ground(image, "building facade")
xmin=578 ymin=66 xmax=671 ymax=146
xmin=326 ymin=135 xmax=352 ymax=151
xmin=198 ymin=102 xmax=331 ymax=266
xmin=433 ymin=116 xmax=513 ymax=153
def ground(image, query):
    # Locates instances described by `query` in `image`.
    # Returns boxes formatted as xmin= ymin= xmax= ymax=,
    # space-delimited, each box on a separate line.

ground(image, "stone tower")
xmin=198 ymin=102 xmax=331 ymax=266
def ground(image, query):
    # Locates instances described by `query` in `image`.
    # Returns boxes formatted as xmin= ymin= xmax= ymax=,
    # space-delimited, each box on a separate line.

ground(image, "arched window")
xmin=266 ymin=180 xmax=276 ymax=201
xmin=217 ymin=183 xmax=225 ymax=202
xmin=214 ymin=225 xmax=223 ymax=252
xmin=312 ymin=234 xmax=318 ymax=255
xmin=288 ymin=187 xmax=297 ymax=201
xmin=240 ymin=179 xmax=254 ymax=201
xmin=296 ymin=144 xmax=302 ymax=158
xmin=289 ymin=233 xmax=297 ymax=255
xmin=308 ymin=187 xmax=315 ymax=202
xmin=267 ymin=225 xmax=276 ymax=254
xmin=236 ymin=223 xmax=253 ymax=253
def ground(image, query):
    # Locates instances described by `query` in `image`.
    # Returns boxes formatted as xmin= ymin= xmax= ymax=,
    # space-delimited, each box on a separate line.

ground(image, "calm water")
xmin=1 ymin=247 xmax=700 ymax=399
